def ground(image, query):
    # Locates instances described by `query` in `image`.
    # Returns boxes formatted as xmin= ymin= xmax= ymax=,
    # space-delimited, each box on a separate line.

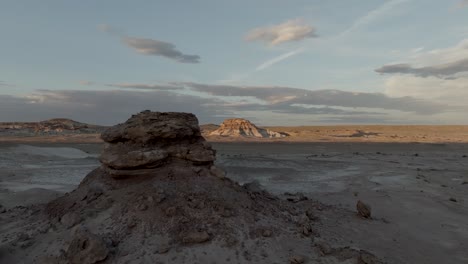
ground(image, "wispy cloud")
xmin=181 ymin=82 xmax=448 ymax=114
xmin=0 ymin=81 xmax=14 ymax=87
xmin=459 ymin=0 xmax=468 ymax=8
xmin=245 ymin=19 xmax=317 ymax=46
xmin=98 ymin=24 xmax=200 ymax=63
xmin=107 ymin=83 xmax=183 ymax=90
xmin=0 ymin=81 xmax=459 ymax=125
xmin=255 ymin=48 xmax=305 ymax=71
xmin=338 ymin=0 xmax=409 ymax=38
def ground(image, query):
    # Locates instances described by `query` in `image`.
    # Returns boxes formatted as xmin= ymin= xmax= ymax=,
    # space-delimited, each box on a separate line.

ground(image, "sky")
xmin=1 ymin=0 xmax=468 ymax=125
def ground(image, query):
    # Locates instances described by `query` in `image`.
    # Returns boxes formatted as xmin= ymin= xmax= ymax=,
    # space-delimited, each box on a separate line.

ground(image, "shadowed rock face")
xmin=100 ymin=111 xmax=217 ymax=177
xmin=210 ymin=118 xmax=286 ymax=138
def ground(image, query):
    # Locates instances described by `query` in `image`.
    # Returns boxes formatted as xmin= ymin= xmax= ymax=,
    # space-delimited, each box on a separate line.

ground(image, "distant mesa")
xmin=209 ymin=118 xmax=287 ymax=138
xmin=0 ymin=118 xmax=107 ymax=136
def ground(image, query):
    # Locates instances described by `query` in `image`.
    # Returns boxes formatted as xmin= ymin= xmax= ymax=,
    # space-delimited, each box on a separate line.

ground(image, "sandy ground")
xmin=204 ymin=125 xmax=468 ymax=143
xmin=1 ymin=142 xmax=467 ymax=263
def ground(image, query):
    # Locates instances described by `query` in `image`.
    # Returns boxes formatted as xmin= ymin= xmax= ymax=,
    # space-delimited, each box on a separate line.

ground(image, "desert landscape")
xmin=0 ymin=114 xmax=467 ymax=263
xmin=3 ymin=2 xmax=468 ymax=263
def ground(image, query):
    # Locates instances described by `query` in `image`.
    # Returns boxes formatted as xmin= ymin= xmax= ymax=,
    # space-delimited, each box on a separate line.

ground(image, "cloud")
xmin=0 ymin=89 xmax=227 ymax=125
xmin=384 ymin=75 xmax=468 ymax=106
xmin=255 ymin=48 xmax=304 ymax=71
xmin=180 ymin=82 xmax=448 ymax=114
xmin=378 ymin=38 xmax=468 ymax=112
xmin=0 ymin=81 xmax=14 ymax=87
xmin=338 ymin=0 xmax=409 ymax=38
xmin=99 ymin=24 xmax=200 ymax=63
xmin=107 ymin=83 xmax=183 ymax=90
xmin=245 ymin=19 xmax=317 ymax=45
xmin=376 ymin=38 xmax=468 ymax=79
xmin=122 ymin=37 xmax=200 ymax=63
xmin=375 ymin=58 xmax=468 ymax=78
xmin=459 ymin=0 xmax=468 ymax=7
xmin=0 ymin=81 xmax=461 ymax=125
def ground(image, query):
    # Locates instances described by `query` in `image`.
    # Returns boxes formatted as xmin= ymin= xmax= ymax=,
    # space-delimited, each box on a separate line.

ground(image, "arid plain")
xmin=1 ymin=123 xmax=468 ymax=263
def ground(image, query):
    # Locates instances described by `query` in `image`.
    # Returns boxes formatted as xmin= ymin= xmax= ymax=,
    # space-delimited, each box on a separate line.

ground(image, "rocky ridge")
xmin=210 ymin=118 xmax=287 ymax=138
xmin=0 ymin=118 xmax=107 ymax=136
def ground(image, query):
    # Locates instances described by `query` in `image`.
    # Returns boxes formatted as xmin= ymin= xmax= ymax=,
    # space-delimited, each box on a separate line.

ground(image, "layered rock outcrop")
xmin=99 ymin=111 xmax=218 ymax=177
xmin=210 ymin=118 xmax=286 ymax=138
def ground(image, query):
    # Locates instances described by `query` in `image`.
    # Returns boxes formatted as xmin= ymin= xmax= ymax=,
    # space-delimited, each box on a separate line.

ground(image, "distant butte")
xmin=209 ymin=118 xmax=287 ymax=138
xmin=0 ymin=118 xmax=107 ymax=135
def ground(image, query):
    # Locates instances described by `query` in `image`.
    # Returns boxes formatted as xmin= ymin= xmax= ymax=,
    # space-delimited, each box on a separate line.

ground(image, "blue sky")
xmin=1 ymin=0 xmax=468 ymax=125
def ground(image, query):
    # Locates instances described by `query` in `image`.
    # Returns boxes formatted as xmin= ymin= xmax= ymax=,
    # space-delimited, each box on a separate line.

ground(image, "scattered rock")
xmin=359 ymin=250 xmax=382 ymax=264
xmin=301 ymin=222 xmax=313 ymax=237
xmin=261 ymin=229 xmax=272 ymax=237
xmin=210 ymin=165 xmax=226 ymax=178
xmin=137 ymin=203 xmax=148 ymax=211
xmin=182 ymin=231 xmax=211 ymax=244
xmin=305 ymin=210 xmax=317 ymax=221
xmin=66 ymin=227 xmax=109 ymax=264
xmin=60 ymin=212 xmax=81 ymax=228
xmin=290 ymin=255 xmax=305 ymax=264
xmin=357 ymin=200 xmax=372 ymax=218
xmin=243 ymin=180 xmax=263 ymax=193
xmin=165 ymin=206 xmax=177 ymax=216
xmin=315 ymin=240 xmax=332 ymax=255
xmin=285 ymin=192 xmax=308 ymax=203
xmin=0 ymin=204 xmax=6 ymax=213
xmin=449 ymin=198 xmax=457 ymax=202
xmin=155 ymin=244 xmax=170 ymax=254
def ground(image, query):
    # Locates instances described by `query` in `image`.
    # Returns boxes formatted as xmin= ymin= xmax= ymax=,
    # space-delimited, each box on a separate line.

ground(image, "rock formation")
xmin=99 ymin=111 xmax=217 ymax=178
xmin=210 ymin=118 xmax=286 ymax=138
xmin=0 ymin=111 xmax=382 ymax=264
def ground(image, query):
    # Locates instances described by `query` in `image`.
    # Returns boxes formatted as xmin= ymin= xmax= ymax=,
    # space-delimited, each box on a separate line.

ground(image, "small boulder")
xmin=356 ymin=200 xmax=371 ymax=219
xmin=290 ymin=255 xmax=305 ymax=264
xmin=60 ymin=212 xmax=81 ymax=229
xmin=210 ymin=166 xmax=226 ymax=178
xmin=182 ymin=231 xmax=211 ymax=244
xmin=66 ymin=227 xmax=109 ymax=264
xmin=261 ymin=229 xmax=272 ymax=237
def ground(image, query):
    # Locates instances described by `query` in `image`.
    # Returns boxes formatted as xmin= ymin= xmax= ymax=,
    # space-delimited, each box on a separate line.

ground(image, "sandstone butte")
xmin=210 ymin=118 xmax=287 ymax=138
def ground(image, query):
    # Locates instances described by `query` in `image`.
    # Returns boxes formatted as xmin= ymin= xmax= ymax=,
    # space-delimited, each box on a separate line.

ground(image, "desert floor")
xmin=1 ymin=142 xmax=467 ymax=263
